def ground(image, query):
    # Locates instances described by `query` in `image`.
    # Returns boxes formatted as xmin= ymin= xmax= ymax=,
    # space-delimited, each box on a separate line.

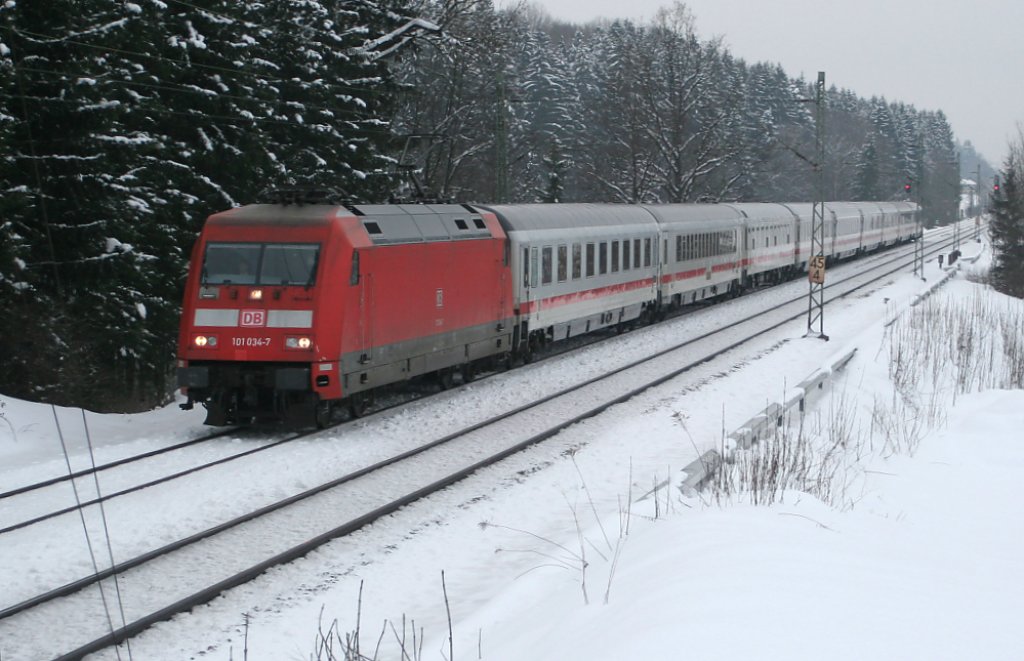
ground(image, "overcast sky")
xmin=521 ymin=0 xmax=1022 ymax=166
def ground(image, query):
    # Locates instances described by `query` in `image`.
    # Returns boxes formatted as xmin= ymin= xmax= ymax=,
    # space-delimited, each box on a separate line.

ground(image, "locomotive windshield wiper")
xmin=305 ymin=253 xmax=319 ymax=289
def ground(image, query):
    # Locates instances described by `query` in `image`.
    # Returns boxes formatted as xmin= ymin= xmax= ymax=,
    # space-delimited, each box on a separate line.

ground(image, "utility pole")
xmin=954 ymin=153 xmax=961 ymax=251
xmin=975 ymin=162 xmax=983 ymax=241
xmin=911 ymin=175 xmax=924 ymax=280
xmin=806 ymin=71 xmax=828 ymax=341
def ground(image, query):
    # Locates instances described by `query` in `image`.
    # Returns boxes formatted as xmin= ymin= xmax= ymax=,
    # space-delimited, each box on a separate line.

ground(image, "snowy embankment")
xmin=2 ymin=236 xmax=1022 ymax=661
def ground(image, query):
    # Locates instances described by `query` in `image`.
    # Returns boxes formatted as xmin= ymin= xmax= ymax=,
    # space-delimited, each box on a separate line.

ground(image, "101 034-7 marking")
xmin=232 ymin=337 xmax=272 ymax=348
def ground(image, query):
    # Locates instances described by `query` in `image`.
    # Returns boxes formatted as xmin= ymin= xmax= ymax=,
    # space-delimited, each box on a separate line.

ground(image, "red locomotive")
xmin=177 ymin=197 xmax=513 ymax=426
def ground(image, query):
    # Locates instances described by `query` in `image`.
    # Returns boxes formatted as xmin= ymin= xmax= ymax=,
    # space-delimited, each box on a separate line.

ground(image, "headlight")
xmin=249 ymin=289 xmax=263 ymax=301
xmin=285 ymin=336 xmax=313 ymax=350
xmin=193 ymin=334 xmax=217 ymax=348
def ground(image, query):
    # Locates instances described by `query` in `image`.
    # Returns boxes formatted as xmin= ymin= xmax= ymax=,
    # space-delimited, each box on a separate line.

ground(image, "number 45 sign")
xmin=808 ymin=255 xmax=826 ymax=284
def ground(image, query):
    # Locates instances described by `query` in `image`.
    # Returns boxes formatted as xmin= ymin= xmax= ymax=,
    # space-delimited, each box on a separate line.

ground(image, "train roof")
xmin=207 ymin=204 xmax=343 ymax=226
xmin=350 ymin=203 xmax=493 ymax=244
xmin=639 ymin=203 xmax=745 ymax=226
xmin=207 ymin=203 xmax=496 ymax=245
xmin=881 ymin=201 xmax=920 ymax=213
xmin=478 ymin=203 xmax=658 ymax=233
xmin=722 ymin=203 xmax=798 ymax=222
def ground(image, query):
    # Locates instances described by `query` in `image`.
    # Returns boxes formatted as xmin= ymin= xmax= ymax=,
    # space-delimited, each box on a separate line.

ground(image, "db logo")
xmin=240 ymin=309 xmax=266 ymax=327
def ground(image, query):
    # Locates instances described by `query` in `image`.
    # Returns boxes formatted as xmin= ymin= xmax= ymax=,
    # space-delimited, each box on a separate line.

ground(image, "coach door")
xmin=527 ymin=246 xmax=540 ymax=317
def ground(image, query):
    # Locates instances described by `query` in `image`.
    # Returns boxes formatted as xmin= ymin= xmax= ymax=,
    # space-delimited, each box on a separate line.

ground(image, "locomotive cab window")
xmin=203 ymin=242 xmax=320 ymax=286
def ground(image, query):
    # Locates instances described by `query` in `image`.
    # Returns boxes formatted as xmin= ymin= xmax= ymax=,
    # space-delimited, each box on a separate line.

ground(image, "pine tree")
xmin=0 ymin=0 xmax=171 ymax=406
xmin=853 ymin=139 xmax=881 ymax=200
xmin=989 ymin=133 xmax=1024 ymax=298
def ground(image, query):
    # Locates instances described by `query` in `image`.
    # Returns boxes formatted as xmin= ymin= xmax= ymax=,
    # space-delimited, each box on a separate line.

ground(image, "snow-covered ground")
xmin=2 ymin=232 xmax=1021 ymax=661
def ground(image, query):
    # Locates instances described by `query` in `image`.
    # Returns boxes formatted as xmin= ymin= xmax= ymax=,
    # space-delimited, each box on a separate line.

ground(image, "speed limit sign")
xmin=809 ymin=255 xmax=826 ymax=284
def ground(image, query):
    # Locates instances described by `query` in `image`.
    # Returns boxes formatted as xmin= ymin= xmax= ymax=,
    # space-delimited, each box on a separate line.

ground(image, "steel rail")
xmin=0 ymin=427 xmax=239 ymax=501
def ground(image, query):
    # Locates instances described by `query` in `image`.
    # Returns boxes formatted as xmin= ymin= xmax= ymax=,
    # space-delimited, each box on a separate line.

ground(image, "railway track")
xmin=0 ymin=223 xmax=978 ymax=660
xmin=0 ymin=223 xmax=968 ymax=538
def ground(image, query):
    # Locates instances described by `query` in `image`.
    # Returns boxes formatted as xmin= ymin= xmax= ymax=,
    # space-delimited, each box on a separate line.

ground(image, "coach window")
xmin=557 ymin=245 xmax=568 ymax=282
xmin=634 ymin=239 xmax=641 ymax=269
xmin=675 ymin=235 xmax=683 ymax=262
xmin=530 ymin=247 xmax=539 ymax=287
xmin=623 ymin=239 xmax=631 ymax=270
xmin=599 ymin=242 xmax=608 ymax=274
xmin=523 ymin=248 xmax=530 ymax=287
xmin=542 ymin=246 xmax=553 ymax=285
xmin=586 ymin=243 xmax=595 ymax=277
xmin=644 ymin=238 xmax=652 ymax=267
xmin=611 ymin=240 xmax=620 ymax=272
xmin=572 ymin=243 xmax=582 ymax=279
